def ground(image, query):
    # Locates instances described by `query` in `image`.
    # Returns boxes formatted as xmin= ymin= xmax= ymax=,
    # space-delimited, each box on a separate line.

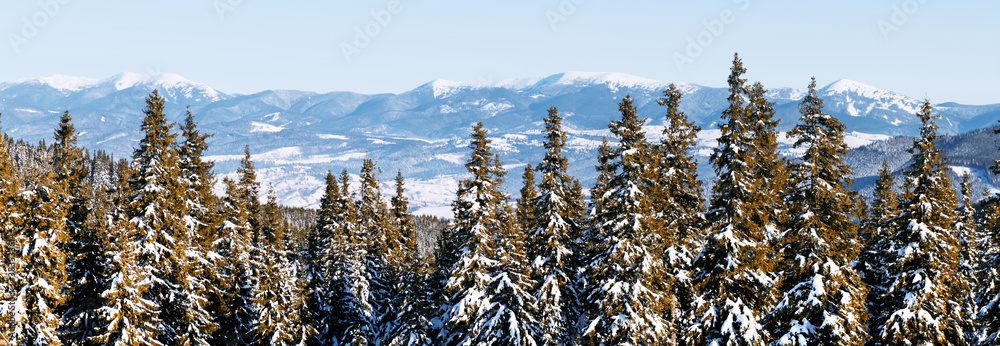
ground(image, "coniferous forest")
xmin=3 ymin=53 xmax=1000 ymax=346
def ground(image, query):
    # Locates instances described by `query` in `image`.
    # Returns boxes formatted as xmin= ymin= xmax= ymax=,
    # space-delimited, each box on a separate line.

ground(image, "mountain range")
xmin=1 ymin=71 xmax=998 ymax=216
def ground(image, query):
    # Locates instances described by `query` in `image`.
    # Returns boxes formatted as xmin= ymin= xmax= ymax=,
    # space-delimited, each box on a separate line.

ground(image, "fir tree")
xmin=858 ymin=161 xmax=899 ymax=330
xmin=2 ymin=172 xmax=69 ymax=346
xmin=517 ymin=165 xmax=538 ymax=235
xmin=955 ymin=174 xmax=983 ymax=338
xmin=0 ymin=113 xmax=16 ymax=339
xmin=746 ymin=81 xmax=787 ymax=235
xmin=90 ymin=226 xmax=163 ymax=346
xmin=177 ymin=108 xmax=218 ymax=248
xmin=439 ymin=122 xmax=518 ymax=346
xmin=472 ymin=205 xmax=538 ymax=346
xmin=871 ymin=100 xmax=971 ymax=345
xmin=685 ymin=53 xmax=773 ymax=346
xmin=355 ymin=158 xmax=390 ymax=345
xmin=386 ymin=172 xmax=434 ymax=346
xmin=324 ymin=167 xmax=376 ymax=346
xmin=977 ymin=125 xmax=1000 ymax=345
xmin=210 ymin=149 xmax=262 ymax=345
xmin=528 ymin=107 xmax=581 ymax=346
xmin=210 ymin=177 xmax=258 ymax=346
xmin=765 ymin=77 xmax=868 ymax=345
xmin=172 ymin=109 xmax=218 ymax=346
xmin=252 ymin=187 xmax=316 ymax=346
xmin=119 ymin=90 xmax=198 ymax=345
xmin=653 ymin=84 xmax=705 ymax=327
xmin=581 ymin=95 xmax=671 ymax=345
xmin=302 ymin=171 xmax=341 ymax=344
xmin=52 ymin=112 xmax=108 ymax=346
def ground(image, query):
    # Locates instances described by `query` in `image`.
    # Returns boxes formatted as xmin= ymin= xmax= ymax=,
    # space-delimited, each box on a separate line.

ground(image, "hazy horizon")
xmin=4 ymin=1 xmax=998 ymax=104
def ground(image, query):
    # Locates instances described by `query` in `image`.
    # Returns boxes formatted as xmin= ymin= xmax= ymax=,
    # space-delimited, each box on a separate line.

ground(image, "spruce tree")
xmin=92 ymin=179 xmax=163 ymax=346
xmin=0 ymin=113 xmax=16 ymax=339
xmin=517 ymin=165 xmax=538 ymax=234
xmin=252 ymin=187 xmax=316 ymax=345
xmin=63 ymin=190 xmax=115 ymax=346
xmin=386 ymin=172 xmax=434 ymax=346
xmin=955 ymin=173 xmax=983 ymax=339
xmin=528 ymin=107 xmax=581 ymax=346
xmin=355 ymin=158 xmax=390 ymax=345
xmin=765 ymin=78 xmax=868 ymax=345
xmin=302 ymin=171 xmax=341 ymax=344
xmin=324 ymin=168 xmax=375 ymax=346
xmin=858 ymin=161 xmax=899 ymax=327
xmin=977 ymin=126 xmax=1000 ymax=344
xmin=472 ymin=204 xmax=538 ymax=345
xmin=177 ymin=108 xmax=217 ymax=246
xmin=653 ymin=84 xmax=705 ymax=327
xmin=91 ymin=221 xmax=163 ymax=346
xmin=169 ymin=109 xmax=219 ymax=346
xmin=581 ymin=96 xmax=671 ymax=345
xmin=52 ymin=111 xmax=108 ymax=346
xmin=439 ymin=122 xmax=522 ymax=346
xmin=2 ymin=171 xmax=69 ymax=346
xmin=118 ymin=90 xmax=204 ymax=345
xmin=746 ymin=81 xmax=787 ymax=236
xmin=210 ymin=149 xmax=262 ymax=345
xmin=210 ymin=177 xmax=258 ymax=346
xmin=871 ymin=100 xmax=971 ymax=345
xmin=685 ymin=53 xmax=773 ymax=346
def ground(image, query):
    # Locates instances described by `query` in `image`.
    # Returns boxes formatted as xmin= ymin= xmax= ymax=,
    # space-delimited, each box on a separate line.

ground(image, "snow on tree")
xmin=527 ymin=107 xmax=582 ymax=346
xmin=0 ymin=114 xmax=22 ymax=342
xmin=581 ymin=95 xmax=672 ymax=345
xmin=651 ymin=84 xmax=705 ymax=327
xmin=302 ymin=171 xmax=344 ymax=344
xmin=91 ymin=215 xmax=163 ymax=346
xmin=209 ymin=149 xmax=263 ymax=345
xmin=746 ymin=81 xmax=789 ymax=235
xmin=173 ymin=107 xmax=218 ymax=346
xmin=977 ymin=126 xmax=1000 ymax=344
xmin=317 ymin=167 xmax=377 ymax=346
xmin=46 ymin=111 xmax=106 ymax=346
xmin=871 ymin=99 xmax=972 ymax=345
xmin=765 ymin=78 xmax=868 ymax=345
xmin=439 ymin=122 xmax=533 ymax=346
xmin=1 ymin=172 xmax=69 ymax=346
xmin=955 ymin=173 xmax=983 ymax=340
xmin=350 ymin=158 xmax=392 ymax=345
xmin=177 ymin=108 xmax=218 ymax=250
xmin=470 ymin=204 xmax=538 ymax=346
xmin=857 ymin=161 xmax=899 ymax=336
xmin=684 ymin=54 xmax=774 ymax=346
xmin=209 ymin=177 xmax=258 ymax=345
xmin=62 ymin=190 xmax=116 ymax=346
xmin=252 ymin=187 xmax=316 ymax=346
xmin=117 ymin=90 xmax=203 ymax=345
xmin=386 ymin=172 xmax=435 ymax=346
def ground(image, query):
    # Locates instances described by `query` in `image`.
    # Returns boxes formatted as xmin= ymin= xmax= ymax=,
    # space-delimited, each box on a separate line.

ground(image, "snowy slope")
xmin=0 ymin=72 xmax=998 ymax=216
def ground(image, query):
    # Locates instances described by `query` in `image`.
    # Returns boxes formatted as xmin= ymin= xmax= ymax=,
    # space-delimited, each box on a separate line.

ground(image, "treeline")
xmin=2 ymin=53 xmax=1000 ymax=346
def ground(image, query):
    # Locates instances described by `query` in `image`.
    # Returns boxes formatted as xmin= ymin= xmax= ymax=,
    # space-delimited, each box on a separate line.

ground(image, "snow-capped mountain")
xmin=0 ymin=72 xmax=997 ymax=216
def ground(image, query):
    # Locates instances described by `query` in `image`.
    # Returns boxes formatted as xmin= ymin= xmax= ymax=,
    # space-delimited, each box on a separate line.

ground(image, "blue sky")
xmin=3 ymin=1 xmax=998 ymax=104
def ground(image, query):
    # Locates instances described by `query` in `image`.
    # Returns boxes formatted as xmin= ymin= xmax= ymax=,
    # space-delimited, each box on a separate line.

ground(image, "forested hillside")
xmin=2 ymin=54 xmax=1000 ymax=345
